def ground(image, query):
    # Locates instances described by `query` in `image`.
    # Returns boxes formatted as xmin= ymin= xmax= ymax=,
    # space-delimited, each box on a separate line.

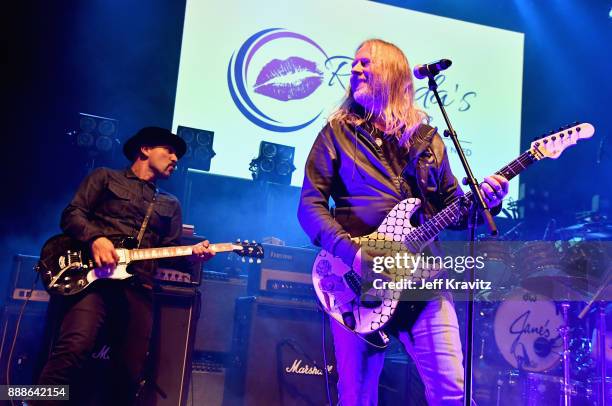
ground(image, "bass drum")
xmin=494 ymin=288 xmax=564 ymax=372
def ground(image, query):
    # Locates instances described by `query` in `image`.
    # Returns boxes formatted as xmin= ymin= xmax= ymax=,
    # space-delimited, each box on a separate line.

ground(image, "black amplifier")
xmin=6 ymin=254 xmax=49 ymax=304
xmin=247 ymin=244 xmax=318 ymax=299
xmin=153 ymin=234 xmax=206 ymax=286
xmin=223 ymin=296 xmax=337 ymax=405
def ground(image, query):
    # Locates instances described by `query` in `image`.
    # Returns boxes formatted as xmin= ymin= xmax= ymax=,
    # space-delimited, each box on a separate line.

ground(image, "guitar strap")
xmin=135 ymin=188 xmax=158 ymax=249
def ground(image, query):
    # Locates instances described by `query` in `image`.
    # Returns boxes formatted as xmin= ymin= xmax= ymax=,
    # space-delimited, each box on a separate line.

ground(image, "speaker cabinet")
xmin=141 ymin=286 xmax=200 ymax=406
xmin=182 ymin=171 xmax=309 ymax=247
xmin=0 ymin=305 xmax=47 ymax=386
xmin=187 ymin=355 xmax=226 ymax=406
xmin=194 ymin=273 xmax=247 ymax=353
xmin=223 ymin=296 xmax=337 ymax=406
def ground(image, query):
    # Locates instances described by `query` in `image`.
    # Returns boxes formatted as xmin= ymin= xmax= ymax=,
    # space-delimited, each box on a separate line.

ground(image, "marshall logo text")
xmin=285 ymin=359 xmax=333 ymax=376
xmin=92 ymin=345 xmax=111 ymax=360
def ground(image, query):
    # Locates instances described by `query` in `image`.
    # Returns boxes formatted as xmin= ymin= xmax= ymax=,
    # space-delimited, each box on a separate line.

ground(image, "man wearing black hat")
xmin=36 ymin=127 xmax=215 ymax=404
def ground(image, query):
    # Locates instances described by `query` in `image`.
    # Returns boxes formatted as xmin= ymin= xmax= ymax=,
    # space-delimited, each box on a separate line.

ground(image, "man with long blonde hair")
xmin=298 ymin=39 xmax=508 ymax=405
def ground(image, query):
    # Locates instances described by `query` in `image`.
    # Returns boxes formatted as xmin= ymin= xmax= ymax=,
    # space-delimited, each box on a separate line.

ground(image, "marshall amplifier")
xmin=223 ymin=296 xmax=338 ymax=406
xmin=247 ymin=244 xmax=318 ymax=300
xmin=4 ymin=302 xmax=123 ymax=405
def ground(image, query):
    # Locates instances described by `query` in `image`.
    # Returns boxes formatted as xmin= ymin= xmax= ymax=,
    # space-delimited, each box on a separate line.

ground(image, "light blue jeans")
xmin=331 ymin=296 xmax=465 ymax=405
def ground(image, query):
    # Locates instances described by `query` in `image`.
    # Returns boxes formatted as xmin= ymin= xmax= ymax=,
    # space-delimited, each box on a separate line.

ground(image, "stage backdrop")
xmin=173 ymin=0 xmax=524 ymax=201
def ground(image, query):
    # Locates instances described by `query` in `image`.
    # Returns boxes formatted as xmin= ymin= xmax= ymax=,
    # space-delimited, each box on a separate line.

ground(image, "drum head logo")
xmin=228 ymin=28 xmax=350 ymax=132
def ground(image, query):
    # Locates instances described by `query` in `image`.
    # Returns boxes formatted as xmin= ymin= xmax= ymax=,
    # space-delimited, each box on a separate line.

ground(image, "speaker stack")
xmin=139 ymin=285 xmax=201 ymax=406
xmin=223 ymin=296 xmax=338 ymax=406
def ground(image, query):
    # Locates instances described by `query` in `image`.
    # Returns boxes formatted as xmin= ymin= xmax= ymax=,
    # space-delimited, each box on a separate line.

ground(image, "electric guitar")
xmin=312 ymin=123 xmax=595 ymax=335
xmin=38 ymin=234 xmax=264 ymax=295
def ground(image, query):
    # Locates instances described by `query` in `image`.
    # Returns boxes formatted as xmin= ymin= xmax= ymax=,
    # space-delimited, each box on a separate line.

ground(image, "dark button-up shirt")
xmin=60 ymin=167 xmax=186 ymax=280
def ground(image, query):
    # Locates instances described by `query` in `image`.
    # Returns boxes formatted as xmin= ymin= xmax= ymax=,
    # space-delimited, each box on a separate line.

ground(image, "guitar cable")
xmin=321 ymin=311 xmax=333 ymax=406
xmin=5 ymin=268 xmax=40 ymax=406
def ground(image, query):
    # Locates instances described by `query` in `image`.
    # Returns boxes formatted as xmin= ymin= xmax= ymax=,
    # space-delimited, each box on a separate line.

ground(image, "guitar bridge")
xmin=343 ymin=270 xmax=362 ymax=296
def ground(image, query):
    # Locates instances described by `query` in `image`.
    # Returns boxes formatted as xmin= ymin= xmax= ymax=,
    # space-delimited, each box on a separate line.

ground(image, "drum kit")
xmin=472 ymin=220 xmax=612 ymax=406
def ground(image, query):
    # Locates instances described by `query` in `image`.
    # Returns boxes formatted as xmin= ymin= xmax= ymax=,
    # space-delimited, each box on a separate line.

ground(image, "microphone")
xmin=413 ymin=59 xmax=452 ymax=79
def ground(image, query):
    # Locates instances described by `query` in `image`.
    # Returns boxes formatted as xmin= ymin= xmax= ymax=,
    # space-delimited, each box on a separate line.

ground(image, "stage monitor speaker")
xmin=140 ymin=285 xmax=200 ymax=406
xmin=223 ymin=296 xmax=338 ymax=406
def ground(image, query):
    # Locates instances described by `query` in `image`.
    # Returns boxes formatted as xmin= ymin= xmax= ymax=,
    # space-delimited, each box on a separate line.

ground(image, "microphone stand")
xmin=424 ymin=72 xmax=498 ymax=406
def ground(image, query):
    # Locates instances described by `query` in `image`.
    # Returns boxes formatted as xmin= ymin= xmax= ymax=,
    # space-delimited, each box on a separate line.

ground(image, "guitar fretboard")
xmin=128 ymin=243 xmax=238 ymax=262
xmin=405 ymin=150 xmax=537 ymax=244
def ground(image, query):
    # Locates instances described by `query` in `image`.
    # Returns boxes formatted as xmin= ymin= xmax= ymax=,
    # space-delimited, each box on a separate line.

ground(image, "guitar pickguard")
xmin=312 ymin=197 xmax=441 ymax=334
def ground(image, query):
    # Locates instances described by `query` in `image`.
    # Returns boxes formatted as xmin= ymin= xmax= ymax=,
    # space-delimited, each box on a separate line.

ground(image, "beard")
xmin=353 ymin=92 xmax=382 ymax=116
xmin=353 ymin=87 xmax=382 ymax=116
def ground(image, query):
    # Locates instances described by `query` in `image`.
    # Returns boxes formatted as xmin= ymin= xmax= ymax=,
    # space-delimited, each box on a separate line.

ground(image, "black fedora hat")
xmin=123 ymin=127 xmax=187 ymax=161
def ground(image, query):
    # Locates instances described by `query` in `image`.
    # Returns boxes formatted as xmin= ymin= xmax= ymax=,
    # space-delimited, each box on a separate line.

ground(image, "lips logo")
xmin=254 ymin=57 xmax=323 ymax=101
xmin=228 ymin=28 xmax=333 ymax=133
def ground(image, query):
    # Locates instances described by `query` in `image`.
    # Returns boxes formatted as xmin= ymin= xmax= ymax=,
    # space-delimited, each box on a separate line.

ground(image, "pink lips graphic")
xmin=253 ymin=56 xmax=323 ymax=101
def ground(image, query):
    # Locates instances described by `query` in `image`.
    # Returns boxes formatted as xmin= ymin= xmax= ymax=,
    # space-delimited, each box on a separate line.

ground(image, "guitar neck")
xmin=128 ymin=243 xmax=238 ymax=262
xmin=410 ymin=150 xmax=537 ymax=242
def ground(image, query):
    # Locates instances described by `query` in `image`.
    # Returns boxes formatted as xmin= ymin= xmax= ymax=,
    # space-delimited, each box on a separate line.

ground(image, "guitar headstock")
xmin=232 ymin=240 xmax=265 ymax=261
xmin=530 ymin=123 xmax=594 ymax=160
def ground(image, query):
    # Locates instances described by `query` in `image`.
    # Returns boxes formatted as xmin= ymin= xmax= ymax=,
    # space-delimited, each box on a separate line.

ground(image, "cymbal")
xmin=555 ymin=222 xmax=612 ymax=240
xmin=557 ymin=223 xmax=609 ymax=231
xmin=521 ymin=274 xmax=593 ymax=301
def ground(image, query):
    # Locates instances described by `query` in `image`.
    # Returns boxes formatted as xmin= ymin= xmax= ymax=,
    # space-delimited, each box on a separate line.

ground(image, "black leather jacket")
xmin=298 ymin=119 xmax=475 ymax=267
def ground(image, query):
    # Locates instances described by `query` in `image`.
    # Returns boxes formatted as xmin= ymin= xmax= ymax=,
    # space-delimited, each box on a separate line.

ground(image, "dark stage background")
xmin=1 ymin=0 xmax=611 ymax=322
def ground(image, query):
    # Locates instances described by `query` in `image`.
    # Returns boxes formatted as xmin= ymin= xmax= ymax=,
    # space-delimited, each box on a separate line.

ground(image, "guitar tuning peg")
xmin=244 ymin=239 xmax=250 ymax=244
xmin=252 ymin=240 xmax=256 ymax=244
xmin=256 ymin=259 xmax=262 ymax=264
xmin=236 ymin=238 xmax=241 ymax=242
xmin=248 ymin=258 xmax=254 ymax=263
xmin=241 ymin=257 xmax=245 ymax=263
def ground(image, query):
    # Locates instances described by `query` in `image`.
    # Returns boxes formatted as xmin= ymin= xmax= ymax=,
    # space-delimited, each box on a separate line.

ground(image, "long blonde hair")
xmin=329 ymin=39 xmax=427 ymax=146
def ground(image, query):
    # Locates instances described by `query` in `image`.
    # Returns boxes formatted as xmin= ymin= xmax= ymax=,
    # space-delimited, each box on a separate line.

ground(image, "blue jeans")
xmin=331 ymin=296 xmax=465 ymax=405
